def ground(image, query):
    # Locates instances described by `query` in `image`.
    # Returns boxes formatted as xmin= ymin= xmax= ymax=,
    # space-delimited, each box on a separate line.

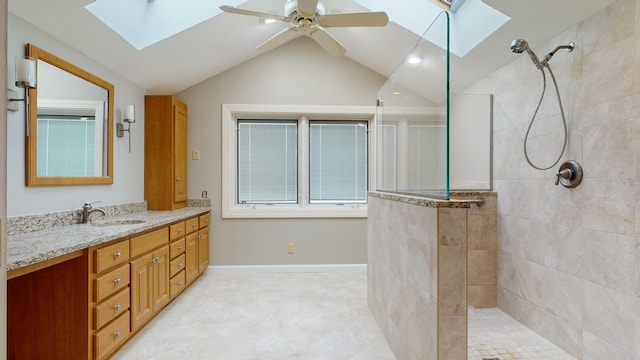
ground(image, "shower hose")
xmin=523 ymin=64 xmax=568 ymax=170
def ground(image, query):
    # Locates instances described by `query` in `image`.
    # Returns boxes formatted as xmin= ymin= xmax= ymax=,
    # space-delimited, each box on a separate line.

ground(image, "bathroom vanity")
xmin=6 ymin=207 xmax=210 ymax=360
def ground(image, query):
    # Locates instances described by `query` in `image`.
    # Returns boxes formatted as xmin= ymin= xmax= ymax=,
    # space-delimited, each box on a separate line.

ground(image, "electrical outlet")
xmin=287 ymin=243 xmax=295 ymax=254
xmin=201 ymin=190 xmax=208 ymax=198
xmin=192 ymin=150 xmax=200 ymax=160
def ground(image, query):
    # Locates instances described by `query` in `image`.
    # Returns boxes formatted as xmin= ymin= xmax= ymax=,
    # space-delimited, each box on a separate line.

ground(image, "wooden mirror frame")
xmin=25 ymin=44 xmax=114 ymax=186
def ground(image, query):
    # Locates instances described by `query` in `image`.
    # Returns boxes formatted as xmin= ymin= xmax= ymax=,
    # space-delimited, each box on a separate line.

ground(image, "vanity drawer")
xmin=170 ymin=238 xmax=185 ymax=259
xmin=93 ymin=288 xmax=130 ymax=330
xmin=94 ymin=310 xmax=130 ymax=360
xmin=130 ymin=228 xmax=168 ymax=258
xmin=170 ymin=253 xmax=186 ymax=278
xmin=94 ymin=240 xmax=130 ymax=273
xmin=170 ymin=270 xmax=186 ymax=299
xmin=199 ymin=213 xmax=210 ymax=228
xmin=169 ymin=222 xmax=186 ymax=241
xmin=94 ymin=264 xmax=130 ymax=302
xmin=185 ymin=217 xmax=199 ymax=234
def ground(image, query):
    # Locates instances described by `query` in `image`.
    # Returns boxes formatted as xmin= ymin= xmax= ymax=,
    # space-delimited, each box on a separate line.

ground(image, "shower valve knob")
xmin=555 ymin=160 xmax=583 ymax=188
xmin=555 ymin=169 xmax=572 ymax=185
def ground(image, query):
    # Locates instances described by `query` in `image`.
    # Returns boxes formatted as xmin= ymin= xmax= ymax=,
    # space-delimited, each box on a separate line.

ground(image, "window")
xmin=237 ymin=120 xmax=298 ymax=204
xmin=223 ymin=104 xmax=376 ymax=218
xmin=309 ymin=121 xmax=368 ymax=203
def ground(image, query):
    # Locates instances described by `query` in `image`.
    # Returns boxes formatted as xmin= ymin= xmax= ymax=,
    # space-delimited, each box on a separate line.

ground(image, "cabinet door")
xmin=152 ymin=246 xmax=170 ymax=312
xmin=173 ymin=103 xmax=187 ymax=203
xmin=130 ymin=253 xmax=153 ymax=331
xmin=198 ymin=227 xmax=209 ymax=274
xmin=185 ymin=232 xmax=199 ymax=285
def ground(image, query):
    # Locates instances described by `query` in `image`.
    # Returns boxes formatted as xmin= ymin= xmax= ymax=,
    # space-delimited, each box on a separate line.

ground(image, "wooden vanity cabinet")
xmin=144 ymin=95 xmax=188 ymax=210
xmin=89 ymin=239 xmax=131 ymax=360
xmin=198 ymin=213 xmax=210 ymax=273
xmin=7 ymin=212 xmax=210 ymax=360
xmin=129 ymin=228 xmax=170 ymax=332
xmin=169 ymin=220 xmax=188 ymax=299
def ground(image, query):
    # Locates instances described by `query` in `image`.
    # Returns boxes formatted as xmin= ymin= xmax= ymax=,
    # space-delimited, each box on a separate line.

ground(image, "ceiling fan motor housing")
xmin=285 ymin=0 xmax=324 ymax=22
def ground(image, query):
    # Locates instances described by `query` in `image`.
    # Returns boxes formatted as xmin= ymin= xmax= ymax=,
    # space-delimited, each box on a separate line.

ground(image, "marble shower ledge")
xmin=6 ymin=207 xmax=210 ymax=272
xmin=369 ymin=191 xmax=495 ymax=208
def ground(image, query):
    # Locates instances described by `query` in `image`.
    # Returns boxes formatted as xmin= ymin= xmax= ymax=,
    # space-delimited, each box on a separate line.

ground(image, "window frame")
xmin=222 ymin=104 xmax=376 ymax=219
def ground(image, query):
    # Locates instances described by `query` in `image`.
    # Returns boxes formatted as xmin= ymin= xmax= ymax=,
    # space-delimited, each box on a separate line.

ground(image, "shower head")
xmin=510 ymin=39 xmax=529 ymax=53
xmin=510 ymin=38 xmax=542 ymax=69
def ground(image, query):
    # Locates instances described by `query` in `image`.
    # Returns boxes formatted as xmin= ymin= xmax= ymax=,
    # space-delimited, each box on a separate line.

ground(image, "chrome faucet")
xmin=81 ymin=201 xmax=107 ymax=223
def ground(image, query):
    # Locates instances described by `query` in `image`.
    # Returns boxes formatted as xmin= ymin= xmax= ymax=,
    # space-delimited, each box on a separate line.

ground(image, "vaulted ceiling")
xmin=9 ymin=0 xmax=617 ymax=94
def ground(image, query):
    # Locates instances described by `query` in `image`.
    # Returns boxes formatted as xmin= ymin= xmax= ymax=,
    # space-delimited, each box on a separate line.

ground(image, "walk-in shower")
xmin=510 ymin=38 xmax=575 ymax=171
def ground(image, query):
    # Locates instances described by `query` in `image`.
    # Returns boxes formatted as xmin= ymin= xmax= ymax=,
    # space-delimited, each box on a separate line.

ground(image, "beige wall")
xmin=467 ymin=0 xmax=640 ymax=357
xmin=177 ymin=37 xmax=387 ymax=265
xmin=7 ymin=14 xmax=147 ymax=217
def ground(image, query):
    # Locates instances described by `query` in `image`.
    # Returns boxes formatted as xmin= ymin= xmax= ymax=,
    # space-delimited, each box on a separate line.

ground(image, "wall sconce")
xmin=117 ymin=104 xmax=135 ymax=153
xmin=8 ymin=58 xmax=37 ymax=134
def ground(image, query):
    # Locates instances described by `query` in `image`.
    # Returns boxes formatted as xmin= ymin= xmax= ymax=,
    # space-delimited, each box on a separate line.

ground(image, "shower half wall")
xmin=368 ymin=192 xmax=497 ymax=359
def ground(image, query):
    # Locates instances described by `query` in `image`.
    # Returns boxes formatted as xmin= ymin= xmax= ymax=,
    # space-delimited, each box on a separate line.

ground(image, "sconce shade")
xmin=15 ymin=58 xmax=36 ymax=88
xmin=125 ymin=104 xmax=135 ymax=123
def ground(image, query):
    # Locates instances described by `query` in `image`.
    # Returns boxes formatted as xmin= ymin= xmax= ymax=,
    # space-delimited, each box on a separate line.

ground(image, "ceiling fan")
xmin=220 ymin=0 xmax=389 ymax=56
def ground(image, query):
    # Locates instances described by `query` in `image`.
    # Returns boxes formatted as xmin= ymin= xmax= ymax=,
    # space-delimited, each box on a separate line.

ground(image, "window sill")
xmin=222 ymin=204 xmax=367 ymax=219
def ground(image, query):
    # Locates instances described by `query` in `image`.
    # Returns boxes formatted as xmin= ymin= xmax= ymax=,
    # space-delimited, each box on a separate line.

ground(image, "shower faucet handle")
xmin=555 ymin=160 xmax=583 ymax=188
xmin=555 ymin=169 xmax=572 ymax=186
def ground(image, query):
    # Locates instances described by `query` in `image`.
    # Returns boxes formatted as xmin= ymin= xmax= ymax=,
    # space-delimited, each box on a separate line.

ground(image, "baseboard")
xmin=209 ymin=264 xmax=367 ymax=273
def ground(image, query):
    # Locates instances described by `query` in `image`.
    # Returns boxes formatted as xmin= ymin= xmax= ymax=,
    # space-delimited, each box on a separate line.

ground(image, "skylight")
xmin=86 ymin=0 xmax=244 ymax=50
xmin=354 ymin=0 xmax=509 ymax=57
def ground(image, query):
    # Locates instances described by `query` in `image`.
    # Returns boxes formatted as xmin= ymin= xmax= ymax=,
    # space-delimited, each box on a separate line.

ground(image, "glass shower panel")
xmin=376 ymin=11 xmax=450 ymax=199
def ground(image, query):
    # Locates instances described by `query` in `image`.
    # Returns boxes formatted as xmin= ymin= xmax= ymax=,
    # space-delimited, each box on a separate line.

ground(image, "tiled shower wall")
xmin=466 ymin=0 xmax=640 ymax=358
xmin=367 ymin=194 xmax=468 ymax=359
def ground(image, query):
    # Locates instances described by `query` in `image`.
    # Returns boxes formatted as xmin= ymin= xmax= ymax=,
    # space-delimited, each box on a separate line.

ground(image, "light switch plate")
xmin=192 ymin=150 xmax=200 ymax=160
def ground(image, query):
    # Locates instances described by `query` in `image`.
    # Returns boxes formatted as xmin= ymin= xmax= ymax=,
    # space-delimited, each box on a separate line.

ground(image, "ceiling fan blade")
xmin=219 ymin=5 xmax=290 ymax=23
xmin=256 ymin=27 xmax=302 ymax=53
xmin=297 ymin=0 xmax=319 ymax=17
xmin=318 ymin=12 xmax=389 ymax=28
xmin=308 ymin=27 xmax=346 ymax=56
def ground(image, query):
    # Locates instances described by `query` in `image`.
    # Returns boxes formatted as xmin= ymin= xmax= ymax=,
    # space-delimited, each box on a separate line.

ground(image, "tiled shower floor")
xmin=468 ymin=307 xmax=576 ymax=360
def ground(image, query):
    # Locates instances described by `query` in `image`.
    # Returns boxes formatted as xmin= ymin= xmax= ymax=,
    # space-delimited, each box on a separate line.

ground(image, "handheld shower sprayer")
xmin=510 ymin=38 xmax=576 ymax=171
xmin=510 ymin=39 xmax=542 ymax=69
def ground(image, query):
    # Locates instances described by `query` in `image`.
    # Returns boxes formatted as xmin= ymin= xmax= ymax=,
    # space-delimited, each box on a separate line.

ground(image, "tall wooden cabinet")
xmin=145 ymin=95 xmax=188 ymax=210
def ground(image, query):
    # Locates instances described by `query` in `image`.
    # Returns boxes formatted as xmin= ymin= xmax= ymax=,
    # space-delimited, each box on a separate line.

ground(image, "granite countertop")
xmin=369 ymin=191 xmax=495 ymax=208
xmin=7 ymin=207 xmax=211 ymax=272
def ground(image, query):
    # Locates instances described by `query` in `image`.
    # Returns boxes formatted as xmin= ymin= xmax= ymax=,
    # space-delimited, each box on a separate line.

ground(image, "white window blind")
xmin=37 ymin=115 xmax=96 ymax=176
xmin=237 ymin=120 xmax=298 ymax=204
xmin=309 ymin=121 xmax=368 ymax=203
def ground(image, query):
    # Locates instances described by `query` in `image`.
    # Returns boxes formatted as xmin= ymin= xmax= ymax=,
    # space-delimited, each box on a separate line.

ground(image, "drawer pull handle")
xmin=176 ymin=177 xmax=182 ymax=182
xmin=150 ymin=257 xmax=159 ymax=264
xmin=114 ymin=331 xmax=121 ymax=339
xmin=114 ymin=278 xmax=122 ymax=285
xmin=114 ymin=252 xmax=122 ymax=259
xmin=177 ymin=281 xmax=184 ymax=287
xmin=178 ymin=263 xmax=183 ymax=269
xmin=192 ymin=223 xmax=196 ymax=228
xmin=178 ymin=245 xmax=183 ymax=251
xmin=178 ymin=228 xmax=183 ymax=234
xmin=114 ymin=304 xmax=122 ymax=312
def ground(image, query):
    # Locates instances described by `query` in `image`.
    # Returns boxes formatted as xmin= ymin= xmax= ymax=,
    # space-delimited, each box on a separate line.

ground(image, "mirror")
xmin=25 ymin=43 xmax=114 ymax=186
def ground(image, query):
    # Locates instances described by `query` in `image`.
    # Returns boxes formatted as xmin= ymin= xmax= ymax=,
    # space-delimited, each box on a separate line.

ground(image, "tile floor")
xmin=112 ymin=270 xmax=575 ymax=360
xmin=468 ymin=307 xmax=576 ymax=360
xmin=112 ymin=270 xmax=396 ymax=360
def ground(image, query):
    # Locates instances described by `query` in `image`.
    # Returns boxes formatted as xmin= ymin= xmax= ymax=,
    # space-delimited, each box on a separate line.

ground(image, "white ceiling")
xmin=9 ymin=0 xmax=617 ymax=95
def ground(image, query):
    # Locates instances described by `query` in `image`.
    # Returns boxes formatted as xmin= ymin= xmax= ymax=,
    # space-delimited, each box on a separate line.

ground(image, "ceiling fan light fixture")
xmin=260 ymin=18 xmax=277 ymax=24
